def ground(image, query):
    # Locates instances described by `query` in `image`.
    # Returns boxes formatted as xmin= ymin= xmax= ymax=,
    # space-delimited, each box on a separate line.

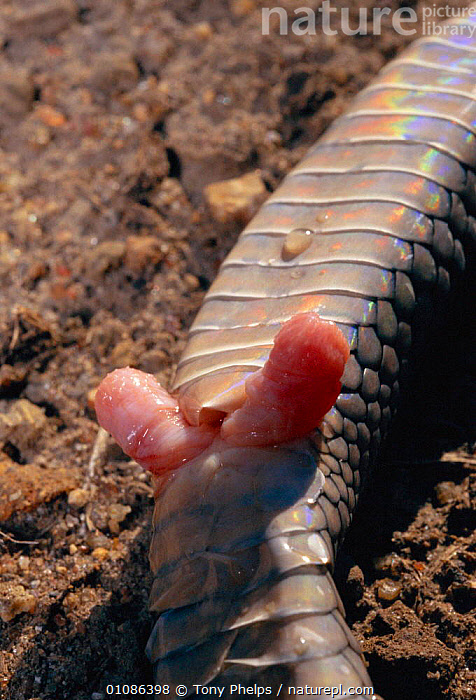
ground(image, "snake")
xmin=96 ymin=10 xmax=476 ymax=700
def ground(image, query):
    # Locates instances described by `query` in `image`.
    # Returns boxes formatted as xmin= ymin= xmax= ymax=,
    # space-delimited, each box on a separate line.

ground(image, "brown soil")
xmin=0 ymin=2 xmax=474 ymax=699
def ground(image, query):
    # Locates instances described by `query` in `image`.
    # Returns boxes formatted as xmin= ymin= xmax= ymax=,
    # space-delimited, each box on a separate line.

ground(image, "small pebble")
xmin=377 ymin=578 xmax=402 ymax=603
xmin=18 ymin=556 xmax=30 ymax=571
xmin=434 ymin=481 xmax=455 ymax=506
xmin=193 ymin=22 xmax=214 ymax=40
xmin=85 ymin=531 xmax=109 ymax=550
xmin=68 ymin=488 xmax=90 ymax=509
xmin=92 ymin=547 xmax=109 ymax=561
xmin=0 ymin=364 xmax=28 ymax=393
xmin=87 ymin=388 xmax=97 ymax=414
xmin=184 ymin=273 xmax=200 ymax=290
xmin=0 ymin=399 xmax=47 ymax=451
xmin=0 ymin=583 xmax=37 ymax=622
xmin=125 ymin=235 xmax=164 ymax=273
xmin=35 ymin=104 xmax=66 ymax=128
xmin=108 ymin=503 xmax=131 ymax=534
xmin=202 ymin=88 xmax=215 ymax=106
xmin=204 ymin=171 xmax=266 ymax=225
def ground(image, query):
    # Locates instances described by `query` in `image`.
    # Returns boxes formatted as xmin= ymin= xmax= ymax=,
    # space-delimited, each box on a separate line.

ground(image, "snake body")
xmin=146 ymin=14 xmax=476 ymax=698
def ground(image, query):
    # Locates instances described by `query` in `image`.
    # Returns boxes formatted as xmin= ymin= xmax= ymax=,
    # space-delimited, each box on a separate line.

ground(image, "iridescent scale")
xmin=172 ymin=26 xmax=476 ymax=427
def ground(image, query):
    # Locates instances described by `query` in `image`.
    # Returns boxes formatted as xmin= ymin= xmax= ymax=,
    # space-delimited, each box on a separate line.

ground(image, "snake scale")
xmin=131 ymin=11 xmax=475 ymax=700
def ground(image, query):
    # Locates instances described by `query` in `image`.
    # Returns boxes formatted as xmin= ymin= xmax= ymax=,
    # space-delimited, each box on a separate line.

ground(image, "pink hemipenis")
xmin=95 ymin=313 xmax=349 ymax=474
xmin=221 ymin=313 xmax=349 ymax=446
xmin=94 ymin=368 xmax=217 ymax=475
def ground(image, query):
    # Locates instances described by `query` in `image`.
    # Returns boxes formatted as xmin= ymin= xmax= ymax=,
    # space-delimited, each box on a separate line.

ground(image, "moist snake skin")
xmin=146 ymin=13 xmax=476 ymax=699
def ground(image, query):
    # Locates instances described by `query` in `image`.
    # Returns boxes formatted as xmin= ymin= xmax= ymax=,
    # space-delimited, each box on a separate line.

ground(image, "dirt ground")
xmin=0 ymin=1 xmax=475 ymax=699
